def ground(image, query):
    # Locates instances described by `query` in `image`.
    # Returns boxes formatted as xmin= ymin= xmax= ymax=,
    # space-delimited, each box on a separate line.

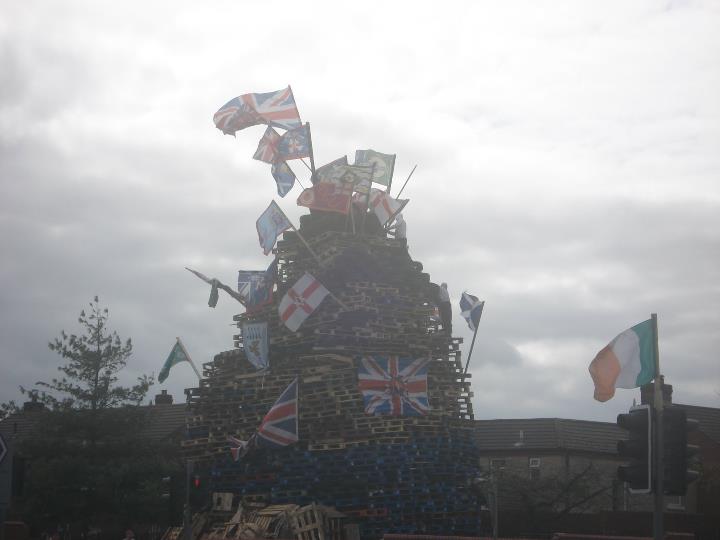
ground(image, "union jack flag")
xmin=256 ymin=378 xmax=299 ymax=448
xmin=213 ymin=86 xmax=302 ymax=135
xmin=357 ymin=356 xmax=431 ymax=416
xmin=253 ymin=126 xmax=281 ymax=163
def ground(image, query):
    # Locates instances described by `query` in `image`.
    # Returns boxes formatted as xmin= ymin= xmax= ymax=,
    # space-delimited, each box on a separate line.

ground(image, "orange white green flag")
xmin=588 ymin=319 xmax=657 ymax=402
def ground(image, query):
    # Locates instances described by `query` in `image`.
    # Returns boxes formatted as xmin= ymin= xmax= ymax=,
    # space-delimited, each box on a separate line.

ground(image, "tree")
xmin=11 ymin=298 xmax=176 ymax=534
xmin=22 ymin=296 xmax=152 ymax=411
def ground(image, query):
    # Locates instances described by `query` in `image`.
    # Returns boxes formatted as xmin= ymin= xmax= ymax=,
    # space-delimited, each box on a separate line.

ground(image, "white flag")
xmin=278 ymin=273 xmax=329 ymax=332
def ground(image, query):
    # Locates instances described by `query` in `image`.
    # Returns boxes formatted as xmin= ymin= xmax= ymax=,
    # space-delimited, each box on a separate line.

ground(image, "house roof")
xmin=475 ymin=403 xmax=720 ymax=455
xmin=675 ymin=403 xmax=720 ymax=444
xmin=475 ymin=418 xmax=625 ymax=455
xmin=0 ymin=402 xmax=187 ymax=444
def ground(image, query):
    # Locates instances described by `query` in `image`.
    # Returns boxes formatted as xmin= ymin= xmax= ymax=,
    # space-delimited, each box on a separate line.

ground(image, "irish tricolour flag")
xmin=588 ymin=319 xmax=657 ymax=402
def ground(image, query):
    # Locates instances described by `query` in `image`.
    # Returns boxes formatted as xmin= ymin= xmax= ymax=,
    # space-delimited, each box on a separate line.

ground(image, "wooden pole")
xmin=360 ymin=163 xmax=376 ymax=234
xmin=395 ymin=164 xmax=417 ymax=198
xmin=652 ymin=313 xmax=664 ymax=540
xmin=177 ymin=337 xmax=202 ymax=380
xmin=463 ymin=302 xmax=485 ymax=375
xmin=306 ymin=122 xmax=316 ymax=180
xmin=386 ymin=154 xmax=397 ymax=194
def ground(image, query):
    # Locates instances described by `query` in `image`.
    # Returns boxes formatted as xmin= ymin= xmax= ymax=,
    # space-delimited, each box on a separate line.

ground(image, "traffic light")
xmin=663 ymin=408 xmax=700 ymax=495
xmin=189 ymin=473 xmax=206 ymax=509
xmin=616 ymin=404 xmax=652 ymax=493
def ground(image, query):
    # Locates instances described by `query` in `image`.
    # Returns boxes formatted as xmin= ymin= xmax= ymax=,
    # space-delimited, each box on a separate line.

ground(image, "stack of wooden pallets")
xmin=184 ymin=212 xmax=482 ymax=539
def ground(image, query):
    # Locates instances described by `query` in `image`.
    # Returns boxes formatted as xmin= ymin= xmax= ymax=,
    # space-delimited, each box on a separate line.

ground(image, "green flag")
xmin=355 ymin=149 xmax=396 ymax=187
xmin=159 ymin=339 xmax=190 ymax=383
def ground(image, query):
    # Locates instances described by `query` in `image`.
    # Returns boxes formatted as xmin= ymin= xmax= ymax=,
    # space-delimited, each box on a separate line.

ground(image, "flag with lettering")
xmin=312 ymin=156 xmax=347 ymax=184
xmin=357 ymin=355 xmax=430 ymax=416
xmin=256 ymin=201 xmax=292 ymax=255
xmin=355 ymin=149 xmax=396 ymax=187
xmin=271 ymin=160 xmax=296 ymax=197
xmin=256 ymin=377 xmax=299 ymax=448
xmin=278 ymin=272 xmax=329 ymax=332
xmin=241 ymin=321 xmax=269 ymax=370
xmin=213 ymin=86 xmax=301 ymax=135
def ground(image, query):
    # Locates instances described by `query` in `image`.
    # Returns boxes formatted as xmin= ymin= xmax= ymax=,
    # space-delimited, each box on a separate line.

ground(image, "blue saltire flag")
xmin=256 ymin=378 xmax=299 ymax=448
xmin=238 ymin=259 xmax=277 ymax=311
xmin=271 ymin=160 xmax=296 ymax=197
xmin=460 ymin=291 xmax=485 ymax=331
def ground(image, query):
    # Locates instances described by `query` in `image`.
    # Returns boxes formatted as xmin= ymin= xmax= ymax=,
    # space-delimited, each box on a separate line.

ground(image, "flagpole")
xmin=284 ymin=161 xmax=306 ymax=190
xmin=386 ymin=154 xmax=397 ymax=194
xmin=395 ymin=164 xmax=417 ymax=198
xmin=361 ymin=163 xmax=377 ymax=234
xmin=651 ymin=313 xmax=664 ymax=540
xmin=306 ymin=121 xmax=317 ymax=180
xmin=177 ymin=337 xmax=202 ymax=380
xmin=463 ymin=303 xmax=485 ymax=376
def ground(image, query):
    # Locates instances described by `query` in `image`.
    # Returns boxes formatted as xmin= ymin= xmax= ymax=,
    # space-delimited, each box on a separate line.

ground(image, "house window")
xmin=666 ymin=495 xmax=685 ymax=510
xmin=529 ymin=457 xmax=541 ymax=480
xmin=490 ymin=459 xmax=506 ymax=470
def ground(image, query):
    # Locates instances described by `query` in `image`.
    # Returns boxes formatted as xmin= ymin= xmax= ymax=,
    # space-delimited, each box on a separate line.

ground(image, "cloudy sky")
xmin=1 ymin=1 xmax=718 ymax=423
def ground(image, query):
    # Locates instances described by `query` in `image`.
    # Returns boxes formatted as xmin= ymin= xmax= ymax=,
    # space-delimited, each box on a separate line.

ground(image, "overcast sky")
xmin=1 ymin=1 xmax=718 ymax=423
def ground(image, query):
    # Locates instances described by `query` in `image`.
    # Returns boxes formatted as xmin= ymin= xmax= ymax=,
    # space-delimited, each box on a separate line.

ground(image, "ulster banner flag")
xmin=278 ymin=272 xmax=329 ymax=332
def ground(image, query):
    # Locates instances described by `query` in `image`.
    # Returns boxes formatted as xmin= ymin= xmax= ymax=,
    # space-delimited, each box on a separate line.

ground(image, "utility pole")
xmin=651 ymin=314 xmax=664 ymax=540
xmin=183 ymin=460 xmax=193 ymax=540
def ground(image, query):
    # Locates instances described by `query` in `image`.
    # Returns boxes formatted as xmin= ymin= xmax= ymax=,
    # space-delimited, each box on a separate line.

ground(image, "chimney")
xmin=155 ymin=390 xmax=173 ymax=405
xmin=641 ymin=377 xmax=672 ymax=407
xmin=22 ymin=394 xmax=45 ymax=413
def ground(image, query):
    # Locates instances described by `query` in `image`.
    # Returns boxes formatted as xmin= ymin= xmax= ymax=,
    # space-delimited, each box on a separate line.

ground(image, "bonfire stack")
xmin=184 ymin=212 xmax=482 ymax=538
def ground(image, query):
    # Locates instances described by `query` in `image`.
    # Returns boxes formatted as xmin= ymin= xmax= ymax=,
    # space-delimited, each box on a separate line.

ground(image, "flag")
xmin=357 ymin=355 xmax=430 ymax=416
xmin=228 ymin=435 xmax=252 ymax=462
xmin=253 ymin=126 xmax=281 ymax=163
xmin=276 ymin=124 xmax=311 ymax=160
xmin=158 ymin=338 xmax=191 ymax=383
xmin=297 ymin=179 xmax=354 ymax=214
xmin=312 ymin=156 xmax=347 ymax=184
xmin=271 ymin=160 xmax=296 ymax=197
xmin=326 ymin=164 xmax=375 ymax=194
xmin=253 ymin=124 xmax=309 ymax=163
xmin=213 ymin=86 xmax=301 ymax=135
xmin=298 ymin=163 xmax=373 ymax=214
xmin=186 ymin=267 xmax=245 ymax=308
xmin=241 ymin=321 xmax=269 ymax=370
xmin=460 ymin=292 xmax=485 ymax=332
xmin=589 ymin=319 xmax=657 ymax=402
xmin=256 ymin=201 xmax=292 ymax=255
xmin=238 ymin=260 xmax=276 ymax=312
xmin=256 ymin=378 xmax=299 ymax=448
xmin=367 ymin=188 xmax=409 ymax=226
xmin=278 ymin=272 xmax=329 ymax=332
xmin=355 ymin=149 xmax=396 ymax=187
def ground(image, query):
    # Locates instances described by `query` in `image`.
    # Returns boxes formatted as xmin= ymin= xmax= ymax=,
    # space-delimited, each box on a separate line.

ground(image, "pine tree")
xmin=24 ymin=296 xmax=152 ymax=410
